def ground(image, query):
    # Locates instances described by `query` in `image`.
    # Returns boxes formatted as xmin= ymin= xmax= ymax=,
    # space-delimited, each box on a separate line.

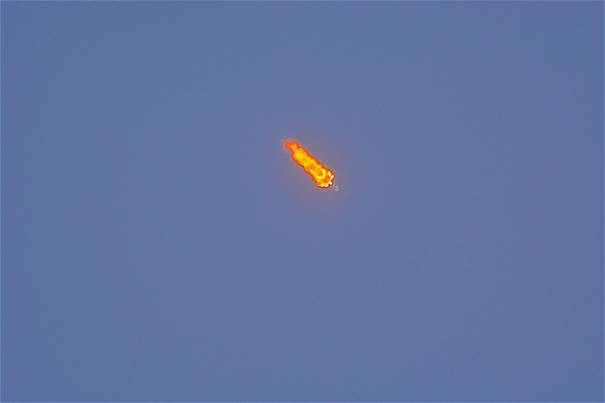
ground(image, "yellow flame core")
xmin=283 ymin=140 xmax=335 ymax=189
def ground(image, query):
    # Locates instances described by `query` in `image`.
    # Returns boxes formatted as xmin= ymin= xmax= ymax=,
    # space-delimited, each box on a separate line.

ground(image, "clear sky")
xmin=2 ymin=2 xmax=603 ymax=401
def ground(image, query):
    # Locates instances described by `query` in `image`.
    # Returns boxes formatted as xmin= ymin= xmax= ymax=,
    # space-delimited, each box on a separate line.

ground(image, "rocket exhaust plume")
xmin=283 ymin=139 xmax=335 ymax=189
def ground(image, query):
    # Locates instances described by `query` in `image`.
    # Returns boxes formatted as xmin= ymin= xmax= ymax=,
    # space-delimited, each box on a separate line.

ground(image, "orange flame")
xmin=283 ymin=139 xmax=335 ymax=189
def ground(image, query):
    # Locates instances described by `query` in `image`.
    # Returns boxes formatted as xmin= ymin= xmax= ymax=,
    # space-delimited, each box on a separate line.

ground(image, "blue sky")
xmin=2 ymin=2 xmax=603 ymax=401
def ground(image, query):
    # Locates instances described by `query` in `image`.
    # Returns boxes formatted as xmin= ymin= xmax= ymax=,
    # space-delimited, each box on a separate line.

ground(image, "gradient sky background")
xmin=2 ymin=2 xmax=603 ymax=402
